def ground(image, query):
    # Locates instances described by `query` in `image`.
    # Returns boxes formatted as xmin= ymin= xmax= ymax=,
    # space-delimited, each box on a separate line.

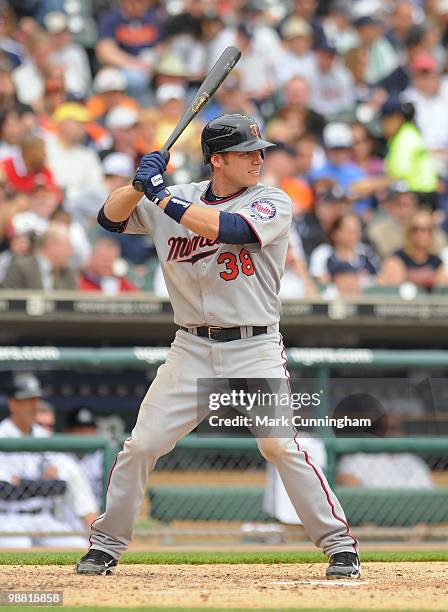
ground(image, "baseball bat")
xmin=132 ymin=45 xmax=241 ymax=192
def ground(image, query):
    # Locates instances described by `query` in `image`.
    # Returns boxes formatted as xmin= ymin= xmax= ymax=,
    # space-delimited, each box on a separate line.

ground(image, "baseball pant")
xmin=90 ymin=329 xmax=358 ymax=559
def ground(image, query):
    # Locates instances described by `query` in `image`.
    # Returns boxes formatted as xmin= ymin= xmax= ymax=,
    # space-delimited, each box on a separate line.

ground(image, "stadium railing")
xmin=1 ymin=348 xmax=448 ymax=539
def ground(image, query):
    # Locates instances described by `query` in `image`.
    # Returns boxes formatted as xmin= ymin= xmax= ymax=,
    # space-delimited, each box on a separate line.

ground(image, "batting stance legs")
xmin=86 ymin=330 xmax=357 ymax=564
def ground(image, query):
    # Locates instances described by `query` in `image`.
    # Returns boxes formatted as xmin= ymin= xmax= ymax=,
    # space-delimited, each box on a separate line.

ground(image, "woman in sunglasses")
xmin=381 ymin=210 xmax=447 ymax=290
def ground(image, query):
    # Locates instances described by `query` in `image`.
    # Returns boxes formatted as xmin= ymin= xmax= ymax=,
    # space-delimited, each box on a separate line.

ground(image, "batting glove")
xmin=133 ymin=151 xmax=171 ymax=205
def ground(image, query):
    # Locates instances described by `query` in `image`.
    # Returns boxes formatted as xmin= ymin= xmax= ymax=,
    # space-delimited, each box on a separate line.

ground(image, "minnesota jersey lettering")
xmin=124 ymin=180 xmax=292 ymax=327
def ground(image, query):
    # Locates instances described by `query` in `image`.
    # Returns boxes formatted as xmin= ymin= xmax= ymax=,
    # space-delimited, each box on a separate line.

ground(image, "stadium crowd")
xmin=1 ymin=0 xmax=448 ymax=297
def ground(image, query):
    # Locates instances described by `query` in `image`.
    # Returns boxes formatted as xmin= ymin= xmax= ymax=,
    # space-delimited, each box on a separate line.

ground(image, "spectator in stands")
xmin=343 ymin=45 xmax=373 ymax=105
xmin=135 ymin=108 xmax=159 ymax=157
xmin=12 ymin=32 xmax=54 ymax=110
xmin=382 ymin=98 xmax=438 ymax=206
xmin=326 ymin=259 xmax=364 ymax=297
xmin=369 ymin=182 xmax=446 ymax=259
xmin=0 ymin=58 xmax=25 ymax=114
xmin=102 ymin=152 xmax=134 ymax=192
xmin=43 ymin=11 xmax=91 ymax=98
xmin=0 ymin=133 xmax=62 ymax=201
xmin=294 ymin=132 xmax=323 ymax=180
xmin=280 ymin=240 xmax=318 ymax=299
xmin=350 ymin=122 xmax=384 ymax=178
xmin=154 ymin=83 xmax=203 ymax=161
xmin=0 ymin=373 xmax=95 ymax=547
xmin=402 ymin=54 xmax=448 ymax=169
xmin=87 ymin=67 xmax=138 ymax=124
xmin=78 ymin=237 xmax=138 ymax=294
xmin=233 ymin=22 xmax=276 ymax=105
xmin=307 ymin=38 xmax=355 ymax=120
xmin=322 ymin=0 xmax=357 ymax=54
xmin=309 ymin=122 xmax=369 ymax=213
xmin=386 ymin=0 xmax=417 ymax=53
xmin=275 ymin=17 xmax=314 ymax=86
xmin=49 ymin=208 xmax=92 ymax=270
xmin=353 ymin=15 xmax=399 ymax=84
xmin=262 ymin=144 xmax=313 ymax=217
xmin=152 ymin=53 xmax=190 ymax=92
xmin=2 ymin=222 xmax=77 ymax=290
xmin=0 ymin=107 xmax=28 ymax=160
xmin=267 ymin=76 xmax=326 ymax=145
xmin=162 ymin=0 xmax=208 ymax=81
xmin=368 ymin=182 xmax=419 ymax=258
xmin=44 ymin=102 xmax=105 ymax=199
xmin=309 ymin=212 xmax=380 ymax=285
xmin=96 ymin=0 xmax=164 ymax=101
xmin=297 ymin=184 xmax=352 ymax=259
xmin=0 ymin=191 xmax=29 ymax=247
xmin=40 ymin=65 xmax=67 ymax=120
xmin=64 ymin=153 xmax=133 ymax=231
xmin=201 ymin=72 xmax=261 ymax=126
xmin=0 ymin=6 xmax=24 ymax=68
xmin=381 ymin=209 xmax=447 ymax=290
xmin=281 ymin=0 xmax=325 ymax=48
xmin=333 ymin=394 xmax=433 ymax=489
xmin=0 ymin=211 xmax=43 ymax=284
xmin=103 ymin=105 xmax=140 ymax=162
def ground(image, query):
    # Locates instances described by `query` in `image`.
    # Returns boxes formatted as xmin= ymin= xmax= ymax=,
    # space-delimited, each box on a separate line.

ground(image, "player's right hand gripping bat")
xmin=132 ymin=46 xmax=241 ymax=193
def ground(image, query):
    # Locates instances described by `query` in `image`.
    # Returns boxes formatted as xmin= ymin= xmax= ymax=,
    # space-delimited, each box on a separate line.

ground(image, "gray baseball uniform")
xmin=89 ymin=180 xmax=358 ymax=558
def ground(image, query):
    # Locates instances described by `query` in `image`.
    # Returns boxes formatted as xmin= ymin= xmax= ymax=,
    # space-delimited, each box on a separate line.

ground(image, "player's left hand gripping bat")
xmin=132 ymin=46 xmax=241 ymax=192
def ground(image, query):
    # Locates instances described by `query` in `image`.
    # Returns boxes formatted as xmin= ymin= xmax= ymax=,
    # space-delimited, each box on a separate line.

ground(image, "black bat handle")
xmin=132 ymin=145 xmax=170 ymax=193
xmin=132 ymin=179 xmax=144 ymax=192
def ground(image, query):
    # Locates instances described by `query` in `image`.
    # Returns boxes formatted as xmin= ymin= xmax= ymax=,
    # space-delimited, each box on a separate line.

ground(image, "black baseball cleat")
xmin=326 ymin=552 xmax=361 ymax=580
xmin=76 ymin=549 xmax=117 ymax=575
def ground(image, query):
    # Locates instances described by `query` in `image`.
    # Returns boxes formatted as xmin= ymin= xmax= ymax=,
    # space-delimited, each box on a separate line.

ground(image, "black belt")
xmin=0 ymin=508 xmax=43 ymax=514
xmin=179 ymin=325 xmax=267 ymax=342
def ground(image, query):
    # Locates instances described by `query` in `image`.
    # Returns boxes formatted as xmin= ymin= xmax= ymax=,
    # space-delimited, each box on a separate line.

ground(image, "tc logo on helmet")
xmin=249 ymin=123 xmax=260 ymax=138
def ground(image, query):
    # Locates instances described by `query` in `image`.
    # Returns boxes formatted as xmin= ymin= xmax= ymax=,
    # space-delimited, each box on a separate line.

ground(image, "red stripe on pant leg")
xmin=88 ymin=437 xmax=130 ymax=546
xmin=278 ymin=333 xmax=290 ymax=379
xmin=293 ymin=434 xmax=359 ymax=553
xmin=277 ymin=334 xmax=358 ymax=553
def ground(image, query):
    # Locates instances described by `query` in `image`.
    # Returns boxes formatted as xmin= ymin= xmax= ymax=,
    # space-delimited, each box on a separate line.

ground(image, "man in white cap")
xmin=309 ymin=122 xmax=369 ymax=213
xmin=44 ymin=11 xmax=91 ymax=97
xmin=104 ymin=106 xmax=140 ymax=161
xmin=0 ymin=374 xmax=97 ymax=547
xmin=275 ymin=17 xmax=314 ymax=86
xmin=155 ymin=84 xmax=203 ymax=159
xmin=88 ymin=68 xmax=139 ymax=124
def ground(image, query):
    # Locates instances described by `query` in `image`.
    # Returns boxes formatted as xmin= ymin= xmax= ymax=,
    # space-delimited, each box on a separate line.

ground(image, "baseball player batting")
xmin=76 ymin=114 xmax=360 ymax=579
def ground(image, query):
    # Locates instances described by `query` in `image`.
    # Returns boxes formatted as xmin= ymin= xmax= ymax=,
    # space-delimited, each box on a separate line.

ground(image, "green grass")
xmin=0 ymin=550 xmax=447 ymax=565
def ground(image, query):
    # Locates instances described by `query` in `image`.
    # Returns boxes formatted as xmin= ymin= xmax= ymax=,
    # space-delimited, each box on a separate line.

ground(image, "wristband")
xmin=150 ymin=186 xmax=171 ymax=206
xmin=163 ymin=196 xmax=192 ymax=223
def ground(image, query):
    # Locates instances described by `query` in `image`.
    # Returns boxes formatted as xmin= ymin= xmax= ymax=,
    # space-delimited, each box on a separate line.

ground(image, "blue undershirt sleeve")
xmin=218 ymin=211 xmax=258 ymax=244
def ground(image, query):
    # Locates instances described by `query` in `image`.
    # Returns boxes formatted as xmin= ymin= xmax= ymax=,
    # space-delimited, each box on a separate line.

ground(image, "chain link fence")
xmin=148 ymin=436 xmax=448 ymax=540
xmin=0 ymin=437 xmax=116 ymax=547
xmin=0 ymin=435 xmax=447 ymax=545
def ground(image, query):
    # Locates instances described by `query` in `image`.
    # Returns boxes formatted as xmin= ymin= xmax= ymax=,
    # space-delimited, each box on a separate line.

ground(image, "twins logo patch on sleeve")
xmin=245 ymin=200 xmax=277 ymax=222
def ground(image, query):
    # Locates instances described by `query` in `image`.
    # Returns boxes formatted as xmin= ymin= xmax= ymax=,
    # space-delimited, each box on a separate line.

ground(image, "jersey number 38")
xmin=217 ymin=248 xmax=255 ymax=281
